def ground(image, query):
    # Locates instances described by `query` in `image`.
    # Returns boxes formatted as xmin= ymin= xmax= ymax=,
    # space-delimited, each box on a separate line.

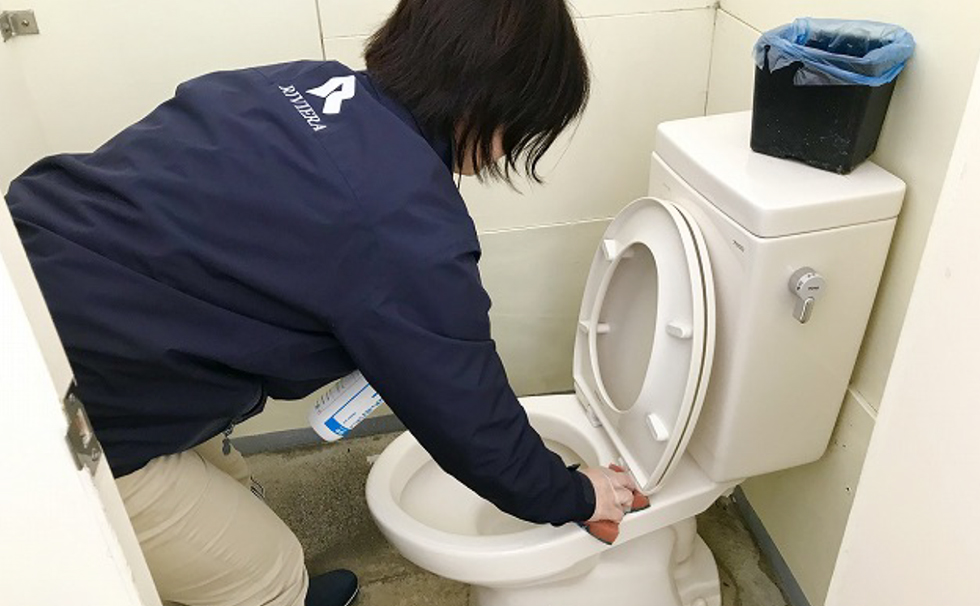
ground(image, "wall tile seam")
xmin=845 ymin=385 xmax=878 ymax=420
xmin=321 ymin=34 xmax=367 ymax=43
xmin=716 ymin=5 xmax=761 ymax=33
xmin=478 ymin=216 xmax=614 ymax=237
xmin=313 ymin=0 xmax=328 ymax=60
xmin=320 ymin=4 xmax=717 ymax=41
xmin=703 ymin=8 xmax=721 ymax=115
xmin=568 ymin=5 xmax=715 ymax=21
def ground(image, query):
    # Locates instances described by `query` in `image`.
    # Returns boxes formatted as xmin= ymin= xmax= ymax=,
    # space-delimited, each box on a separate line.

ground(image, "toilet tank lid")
xmin=654 ymin=111 xmax=907 ymax=238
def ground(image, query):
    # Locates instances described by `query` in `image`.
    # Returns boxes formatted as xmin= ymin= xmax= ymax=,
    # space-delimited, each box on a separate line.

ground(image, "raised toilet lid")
xmin=573 ymin=197 xmax=715 ymax=494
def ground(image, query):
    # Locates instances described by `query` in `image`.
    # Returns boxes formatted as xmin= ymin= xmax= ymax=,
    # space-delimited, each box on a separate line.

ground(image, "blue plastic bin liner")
xmin=753 ymin=18 xmax=915 ymax=86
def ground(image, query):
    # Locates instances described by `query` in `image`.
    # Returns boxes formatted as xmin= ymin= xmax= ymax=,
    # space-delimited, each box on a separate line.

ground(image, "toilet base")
xmin=470 ymin=519 xmax=720 ymax=606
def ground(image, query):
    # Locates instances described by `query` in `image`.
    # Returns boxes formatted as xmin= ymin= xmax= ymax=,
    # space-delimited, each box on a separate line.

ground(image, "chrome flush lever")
xmin=788 ymin=267 xmax=826 ymax=324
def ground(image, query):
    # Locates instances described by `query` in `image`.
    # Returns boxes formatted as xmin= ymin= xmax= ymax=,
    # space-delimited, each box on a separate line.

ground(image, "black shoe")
xmin=305 ymin=569 xmax=359 ymax=606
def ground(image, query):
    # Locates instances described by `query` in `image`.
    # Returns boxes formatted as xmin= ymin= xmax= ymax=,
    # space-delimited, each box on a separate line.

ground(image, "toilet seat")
xmin=573 ymin=198 xmax=716 ymax=495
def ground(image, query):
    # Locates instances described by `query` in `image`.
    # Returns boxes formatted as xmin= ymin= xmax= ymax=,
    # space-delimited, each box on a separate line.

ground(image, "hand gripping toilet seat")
xmin=573 ymin=197 xmax=715 ymax=495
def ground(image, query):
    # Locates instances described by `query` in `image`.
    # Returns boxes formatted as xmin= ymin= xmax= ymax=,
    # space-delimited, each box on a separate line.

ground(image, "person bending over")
xmin=5 ymin=1 xmax=640 ymax=604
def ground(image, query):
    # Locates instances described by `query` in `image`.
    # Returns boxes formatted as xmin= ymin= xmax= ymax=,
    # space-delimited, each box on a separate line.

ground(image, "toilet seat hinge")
xmin=573 ymin=379 xmax=604 ymax=428
xmin=583 ymin=402 xmax=602 ymax=428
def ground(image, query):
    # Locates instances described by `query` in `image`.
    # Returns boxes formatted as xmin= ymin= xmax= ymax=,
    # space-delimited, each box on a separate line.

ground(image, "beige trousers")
xmin=116 ymin=435 xmax=309 ymax=606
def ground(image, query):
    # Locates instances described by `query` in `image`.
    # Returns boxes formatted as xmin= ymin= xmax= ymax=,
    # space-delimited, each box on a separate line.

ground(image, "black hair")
xmin=365 ymin=0 xmax=590 ymax=183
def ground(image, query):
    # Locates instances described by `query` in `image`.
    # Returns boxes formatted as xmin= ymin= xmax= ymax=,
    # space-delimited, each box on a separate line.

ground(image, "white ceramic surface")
xmin=366 ymin=394 xmax=731 ymax=604
xmin=656 ymin=112 xmax=906 ymax=237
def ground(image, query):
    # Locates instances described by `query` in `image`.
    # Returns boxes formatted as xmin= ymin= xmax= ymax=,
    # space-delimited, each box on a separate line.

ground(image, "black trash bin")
xmin=750 ymin=19 xmax=915 ymax=174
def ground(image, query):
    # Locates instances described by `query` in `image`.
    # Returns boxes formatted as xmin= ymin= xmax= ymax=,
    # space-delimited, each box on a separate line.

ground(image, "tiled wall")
xmin=705 ymin=4 xmax=980 ymax=604
xmin=0 ymin=0 xmax=324 ymax=165
xmin=240 ymin=0 xmax=716 ymax=435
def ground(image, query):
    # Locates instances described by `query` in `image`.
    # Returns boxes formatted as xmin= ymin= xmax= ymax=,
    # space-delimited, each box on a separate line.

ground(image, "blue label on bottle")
xmin=325 ymin=417 xmax=349 ymax=436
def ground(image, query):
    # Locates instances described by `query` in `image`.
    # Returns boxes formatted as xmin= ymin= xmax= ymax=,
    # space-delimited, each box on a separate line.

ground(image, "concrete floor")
xmin=246 ymin=432 xmax=789 ymax=606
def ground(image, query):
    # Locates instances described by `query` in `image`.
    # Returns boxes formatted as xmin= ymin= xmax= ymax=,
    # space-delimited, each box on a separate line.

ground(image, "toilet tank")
xmin=648 ymin=112 xmax=905 ymax=482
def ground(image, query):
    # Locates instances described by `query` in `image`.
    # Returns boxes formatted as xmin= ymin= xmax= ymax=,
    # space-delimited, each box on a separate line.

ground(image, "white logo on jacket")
xmin=278 ymin=85 xmax=327 ymax=132
xmin=306 ymin=75 xmax=357 ymax=115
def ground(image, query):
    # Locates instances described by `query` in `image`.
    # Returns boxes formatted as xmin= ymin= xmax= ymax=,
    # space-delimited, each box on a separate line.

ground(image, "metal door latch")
xmin=1 ymin=10 xmax=39 ymax=42
xmin=64 ymin=388 xmax=103 ymax=474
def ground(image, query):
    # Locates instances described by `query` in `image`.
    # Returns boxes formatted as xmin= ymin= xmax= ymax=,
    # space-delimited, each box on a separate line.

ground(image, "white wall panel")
xmin=568 ymin=0 xmax=712 ymax=18
xmin=464 ymin=9 xmax=714 ymax=232
xmin=0 ymin=39 xmax=47 ymax=191
xmin=7 ymin=0 xmax=323 ymax=155
xmin=723 ymin=0 xmax=936 ymax=33
xmin=322 ymin=36 xmax=367 ymax=70
xmin=318 ymin=0 xmax=397 ymax=38
xmin=316 ymin=0 xmax=714 ymax=38
xmin=826 ymin=59 xmax=980 ymax=604
xmin=705 ymin=10 xmax=759 ymax=115
xmin=480 ymin=220 xmax=611 ymax=396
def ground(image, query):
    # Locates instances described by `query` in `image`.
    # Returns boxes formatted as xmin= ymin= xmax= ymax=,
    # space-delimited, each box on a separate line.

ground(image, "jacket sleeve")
xmin=329 ymin=230 xmax=595 ymax=525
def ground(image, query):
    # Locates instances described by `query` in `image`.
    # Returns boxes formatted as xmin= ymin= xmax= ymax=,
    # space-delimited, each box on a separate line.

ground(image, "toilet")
xmin=365 ymin=111 xmax=906 ymax=606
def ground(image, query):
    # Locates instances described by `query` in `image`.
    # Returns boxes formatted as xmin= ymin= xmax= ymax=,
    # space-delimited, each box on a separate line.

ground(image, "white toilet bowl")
xmin=364 ymin=112 xmax=907 ymax=606
xmin=367 ymin=194 xmax=725 ymax=606
xmin=366 ymin=394 xmax=734 ymax=606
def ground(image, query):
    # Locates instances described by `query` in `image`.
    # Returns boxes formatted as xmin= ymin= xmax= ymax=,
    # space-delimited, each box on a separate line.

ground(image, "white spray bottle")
xmin=308 ymin=370 xmax=385 ymax=441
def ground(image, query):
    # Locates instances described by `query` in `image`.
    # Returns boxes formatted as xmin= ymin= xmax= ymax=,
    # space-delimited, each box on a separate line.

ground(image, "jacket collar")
xmin=358 ymin=71 xmax=454 ymax=173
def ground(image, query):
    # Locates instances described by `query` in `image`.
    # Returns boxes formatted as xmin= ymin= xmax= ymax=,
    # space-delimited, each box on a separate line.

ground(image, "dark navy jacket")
xmin=6 ymin=61 xmax=594 ymax=525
